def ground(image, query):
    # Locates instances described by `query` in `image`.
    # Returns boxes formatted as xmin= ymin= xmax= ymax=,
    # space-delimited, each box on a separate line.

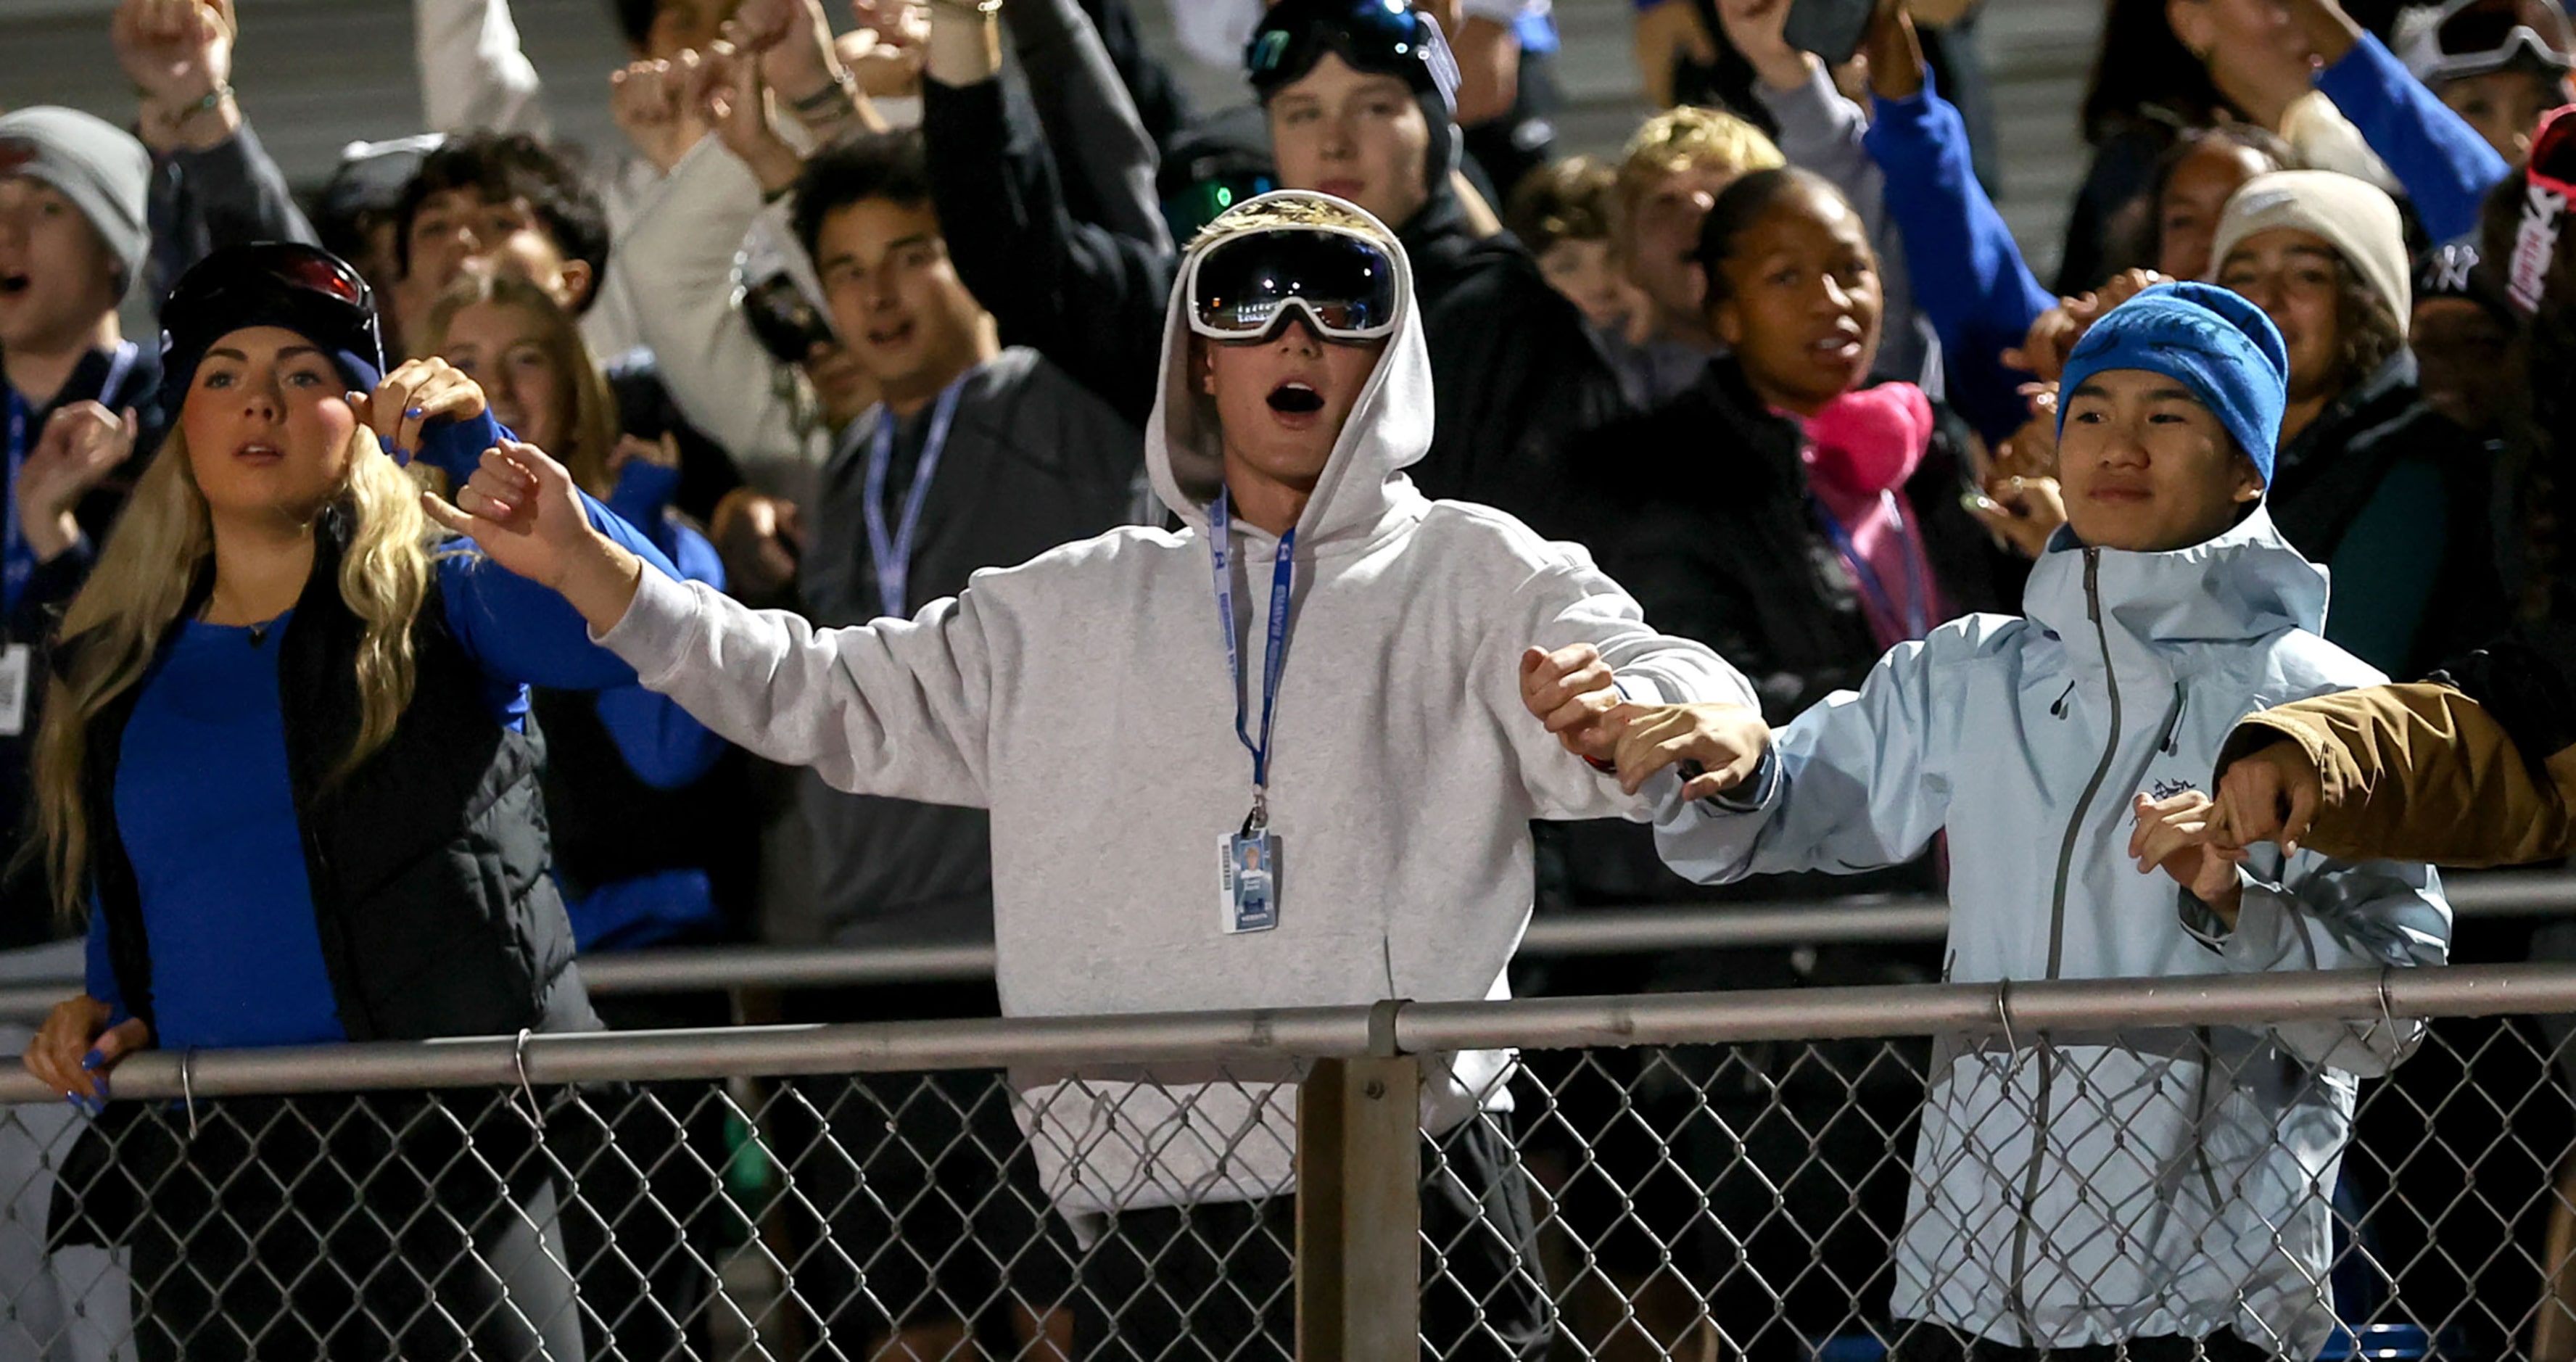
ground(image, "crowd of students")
xmin=1 ymin=0 xmax=2575 ymax=1355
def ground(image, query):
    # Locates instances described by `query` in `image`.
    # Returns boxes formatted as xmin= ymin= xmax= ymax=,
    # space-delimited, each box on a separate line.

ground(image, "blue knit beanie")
xmin=2056 ymin=281 xmax=2288 ymax=487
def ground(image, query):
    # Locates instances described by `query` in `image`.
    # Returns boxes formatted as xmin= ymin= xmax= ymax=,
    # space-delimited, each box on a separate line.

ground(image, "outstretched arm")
xmin=1651 ymin=637 xmax=1951 ymax=886
xmin=921 ymin=2 xmax=1174 ymax=425
xmin=2297 ymin=0 xmax=2508 ymax=244
xmin=1860 ymin=4 xmax=2052 ymax=446
xmin=1493 ymin=553 xmax=1759 ymax=822
xmin=422 ymin=439 xmax=996 ymax=806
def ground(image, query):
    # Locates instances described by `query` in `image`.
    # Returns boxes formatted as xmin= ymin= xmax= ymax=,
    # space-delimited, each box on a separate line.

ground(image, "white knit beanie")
xmin=2208 ymin=170 xmax=2413 ymax=338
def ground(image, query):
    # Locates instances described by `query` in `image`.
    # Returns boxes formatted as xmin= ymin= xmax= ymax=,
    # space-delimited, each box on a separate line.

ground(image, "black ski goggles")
xmin=2422 ymin=0 xmax=2574 ymax=82
xmin=1245 ymin=0 xmax=1440 ymax=99
xmin=1184 ymin=223 xmax=1402 ymax=344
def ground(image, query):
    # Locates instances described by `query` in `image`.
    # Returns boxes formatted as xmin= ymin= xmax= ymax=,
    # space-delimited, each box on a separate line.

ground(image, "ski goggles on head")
xmin=2414 ymin=0 xmax=2575 ymax=83
xmin=1184 ymin=223 xmax=1402 ymax=344
xmin=159 ymin=243 xmax=387 ymax=418
xmin=1246 ymin=0 xmax=1447 ymax=102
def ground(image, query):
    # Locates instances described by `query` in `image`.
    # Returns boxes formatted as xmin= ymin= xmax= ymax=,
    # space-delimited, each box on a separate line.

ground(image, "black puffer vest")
xmin=79 ymin=516 xmax=598 ymax=1041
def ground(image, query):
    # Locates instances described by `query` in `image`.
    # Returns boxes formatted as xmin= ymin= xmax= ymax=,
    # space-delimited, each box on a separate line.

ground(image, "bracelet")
xmin=172 ymin=85 xmax=232 ymax=123
xmin=788 ymin=69 xmax=858 ymax=115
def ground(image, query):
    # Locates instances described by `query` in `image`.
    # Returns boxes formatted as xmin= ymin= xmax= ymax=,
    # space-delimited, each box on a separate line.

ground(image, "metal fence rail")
xmin=0 ymin=872 xmax=2561 ymax=1022
xmin=6 ymin=966 xmax=2576 ymax=1358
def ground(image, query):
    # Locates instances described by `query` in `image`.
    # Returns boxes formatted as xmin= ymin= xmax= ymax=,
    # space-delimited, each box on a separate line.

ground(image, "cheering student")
xmin=421 ymin=189 xmax=1752 ymax=1361
xmin=1564 ymin=284 xmax=2449 ymax=1360
xmin=0 ymin=109 xmax=163 ymax=934
xmin=18 ymin=244 xmax=683 ymax=1359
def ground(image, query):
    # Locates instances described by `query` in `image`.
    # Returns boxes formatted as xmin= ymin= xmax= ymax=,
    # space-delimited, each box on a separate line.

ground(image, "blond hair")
xmin=31 ymin=424 xmax=440 ymax=923
xmin=415 ymin=271 xmax=622 ymax=498
xmin=1186 ymin=194 xmax=1395 ymax=255
xmin=1614 ymin=107 xmax=1786 ymax=212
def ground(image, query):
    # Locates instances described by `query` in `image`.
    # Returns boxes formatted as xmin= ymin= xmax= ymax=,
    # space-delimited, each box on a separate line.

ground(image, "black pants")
xmin=1078 ymin=1114 xmax=1553 ymax=1361
xmin=1888 ymin=1324 xmax=2280 ymax=1362
xmin=57 ymin=1094 xmax=579 ymax=1361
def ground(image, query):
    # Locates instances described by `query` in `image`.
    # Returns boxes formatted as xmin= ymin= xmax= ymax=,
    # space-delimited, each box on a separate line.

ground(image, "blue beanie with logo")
xmin=2056 ymin=281 xmax=2289 ymax=487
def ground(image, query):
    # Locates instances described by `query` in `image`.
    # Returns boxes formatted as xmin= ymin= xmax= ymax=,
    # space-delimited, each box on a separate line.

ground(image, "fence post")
xmin=1296 ymin=1002 xmax=1420 ymax=1361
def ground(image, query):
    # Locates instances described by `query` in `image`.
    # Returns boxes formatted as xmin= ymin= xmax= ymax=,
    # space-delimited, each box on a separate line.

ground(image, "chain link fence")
xmin=2 ymin=967 xmax=2576 ymax=1358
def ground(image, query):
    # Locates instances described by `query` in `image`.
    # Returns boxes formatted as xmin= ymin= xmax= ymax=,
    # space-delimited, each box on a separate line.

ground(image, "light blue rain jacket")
xmin=1654 ymin=509 xmax=2451 ymax=1356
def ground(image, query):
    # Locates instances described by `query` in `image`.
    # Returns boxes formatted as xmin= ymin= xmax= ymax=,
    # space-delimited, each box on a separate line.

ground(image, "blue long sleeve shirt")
xmin=1865 ymin=73 xmax=2055 ymax=445
xmin=2314 ymin=32 xmax=2510 ymax=246
xmin=84 ymin=411 xmax=682 ymax=1047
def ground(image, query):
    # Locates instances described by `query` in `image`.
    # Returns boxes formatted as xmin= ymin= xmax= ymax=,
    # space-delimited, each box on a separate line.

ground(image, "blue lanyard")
xmin=1208 ymin=492 xmax=1297 ymax=811
xmin=1811 ymin=490 xmax=1931 ymax=641
xmin=5 ymin=342 xmax=138 ymax=613
xmin=860 ymin=370 xmax=972 ymax=619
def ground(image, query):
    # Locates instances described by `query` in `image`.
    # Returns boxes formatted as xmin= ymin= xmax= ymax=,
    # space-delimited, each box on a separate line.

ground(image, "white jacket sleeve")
xmin=620 ymin=136 xmax=824 ymax=502
xmin=416 ymin=0 xmax=550 ymax=136
xmin=598 ymin=563 xmax=995 ymax=806
xmin=1653 ymin=639 xmax=1948 ymax=885
xmin=2181 ymin=855 xmax=2451 ymax=1076
xmin=1487 ymin=557 xmax=1758 ymax=823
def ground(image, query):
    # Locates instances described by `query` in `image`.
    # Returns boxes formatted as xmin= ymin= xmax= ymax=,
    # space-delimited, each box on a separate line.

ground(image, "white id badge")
xmin=1217 ymin=830 xmax=1280 ymax=934
xmin=0 ymin=644 xmax=30 ymax=737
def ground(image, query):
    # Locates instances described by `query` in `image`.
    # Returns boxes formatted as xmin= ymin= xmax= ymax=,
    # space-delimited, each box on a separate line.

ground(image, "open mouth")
xmin=1267 ymin=381 xmax=1324 ymax=415
xmin=234 ymin=441 xmax=284 ymax=461
xmin=0 ymin=273 xmax=28 ymax=298
xmin=864 ymin=318 xmax=915 ymax=349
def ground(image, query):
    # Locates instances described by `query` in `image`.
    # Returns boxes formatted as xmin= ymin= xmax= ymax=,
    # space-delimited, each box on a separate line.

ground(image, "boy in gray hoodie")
xmin=423 ymin=189 xmax=1756 ymax=1359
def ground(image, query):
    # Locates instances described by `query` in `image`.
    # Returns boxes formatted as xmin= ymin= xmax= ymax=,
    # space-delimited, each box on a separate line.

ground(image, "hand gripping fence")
xmin=12 ymin=965 xmax=2576 ymax=1358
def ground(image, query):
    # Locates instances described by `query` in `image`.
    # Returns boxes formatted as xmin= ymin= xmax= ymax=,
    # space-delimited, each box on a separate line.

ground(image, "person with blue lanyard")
xmin=17 ymin=242 xmax=687 ymax=1360
xmin=0 ymin=109 xmax=167 ymax=944
xmin=421 ymin=186 xmax=1755 ymax=1361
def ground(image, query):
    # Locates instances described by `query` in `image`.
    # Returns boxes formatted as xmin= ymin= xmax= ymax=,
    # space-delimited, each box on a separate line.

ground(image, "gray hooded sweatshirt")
xmin=596 ymin=207 xmax=1756 ymax=1215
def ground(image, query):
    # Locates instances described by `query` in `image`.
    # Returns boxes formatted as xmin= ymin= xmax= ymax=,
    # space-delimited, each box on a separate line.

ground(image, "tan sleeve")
xmin=2219 ymin=683 xmax=2576 ymax=868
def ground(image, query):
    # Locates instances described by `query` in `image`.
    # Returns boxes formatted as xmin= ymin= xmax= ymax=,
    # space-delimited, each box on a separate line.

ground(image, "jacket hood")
xmin=1144 ymin=192 xmax=1432 ymax=548
xmin=2024 ymin=506 xmax=2329 ymax=648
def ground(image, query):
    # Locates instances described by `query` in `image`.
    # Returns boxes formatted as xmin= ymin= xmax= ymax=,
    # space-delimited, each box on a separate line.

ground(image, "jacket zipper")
xmin=2009 ymin=548 xmax=2126 ymax=1332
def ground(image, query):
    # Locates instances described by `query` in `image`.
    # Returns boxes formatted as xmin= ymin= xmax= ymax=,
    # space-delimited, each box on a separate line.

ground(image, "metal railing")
xmin=7 ymin=964 xmax=2576 ymax=1357
xmin=4 ymin=872 xmax=2558 ymax=1021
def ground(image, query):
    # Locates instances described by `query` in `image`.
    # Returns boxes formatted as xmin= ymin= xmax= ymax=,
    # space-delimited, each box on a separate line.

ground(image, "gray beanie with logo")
xmin=0 ymin=107 xmax=153 ymax=293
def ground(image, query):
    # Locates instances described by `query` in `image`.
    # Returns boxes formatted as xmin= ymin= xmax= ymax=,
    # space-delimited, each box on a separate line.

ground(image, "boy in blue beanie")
xmin=1530 ymin=281 xmax=2449 ymax=1356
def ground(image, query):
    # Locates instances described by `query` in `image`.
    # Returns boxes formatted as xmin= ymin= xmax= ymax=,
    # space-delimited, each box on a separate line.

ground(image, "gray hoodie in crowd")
xmin=595 ymin=202 xmax=1755 ymax=1215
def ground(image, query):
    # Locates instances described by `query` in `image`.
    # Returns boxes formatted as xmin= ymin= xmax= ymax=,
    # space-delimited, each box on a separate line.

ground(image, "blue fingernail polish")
xmin=405 ymin=407 xmax=425 ymax=419
xmin=376 ymin=433 xmax=395 ymax=455
xmin=63 ymin=1097 xmax=80 ymax=1114
xmin=79 ymin=1049 xmax=102 ymax=1071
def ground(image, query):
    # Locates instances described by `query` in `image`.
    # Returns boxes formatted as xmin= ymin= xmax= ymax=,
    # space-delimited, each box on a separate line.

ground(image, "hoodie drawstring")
xmin=2048 ymin=680 xmax=2077 ymax=719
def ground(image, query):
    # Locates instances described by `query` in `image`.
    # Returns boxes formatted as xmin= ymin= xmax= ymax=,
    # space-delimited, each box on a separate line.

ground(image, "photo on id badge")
xmin=1220 ymin=830 xmax=1280 ymax=933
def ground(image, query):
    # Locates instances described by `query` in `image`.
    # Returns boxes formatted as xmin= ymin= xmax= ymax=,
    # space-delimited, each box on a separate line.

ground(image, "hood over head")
xmin=1146 ymin=190 xmax=1433 ymax=549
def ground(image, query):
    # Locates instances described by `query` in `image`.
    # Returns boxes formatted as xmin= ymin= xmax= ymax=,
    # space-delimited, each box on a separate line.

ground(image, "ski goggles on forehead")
xmin=2422 ymin=0 xmax=2575 ymax=81
xmin=1246 ymin=0 xmax=1440 ymax=96
xmin=1185 ymin=226 xmax=1401 ymax=344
